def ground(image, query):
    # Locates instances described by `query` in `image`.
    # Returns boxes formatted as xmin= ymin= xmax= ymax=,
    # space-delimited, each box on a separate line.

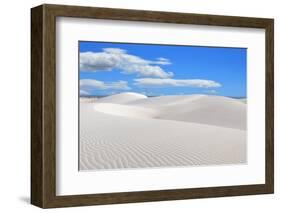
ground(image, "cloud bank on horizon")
xmin=79 ymin=42 xmax=246 ymax=97
xmin=133 ymin=78 xmax=221 ymax=88
xmin=80 ymin=79 xmax=131 ymax=91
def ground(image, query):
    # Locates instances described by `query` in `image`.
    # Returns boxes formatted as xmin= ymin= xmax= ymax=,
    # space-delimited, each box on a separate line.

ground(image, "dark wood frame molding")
xmin=31 ymin=4 xmax=274 ymax=208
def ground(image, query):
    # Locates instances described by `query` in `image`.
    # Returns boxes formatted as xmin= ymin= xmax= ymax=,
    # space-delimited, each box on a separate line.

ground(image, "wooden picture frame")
xmin=31 ymin=4 xmax=274 ymax=208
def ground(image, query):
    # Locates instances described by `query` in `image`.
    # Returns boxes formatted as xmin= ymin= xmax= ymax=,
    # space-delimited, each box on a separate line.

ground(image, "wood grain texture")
xmin=265 ymin=20 xmax=274 ymax=193
xmin=31 ymin=4 xmax=274 ymax=208
xmin=31 ymin=5 xmax=43 ymax=207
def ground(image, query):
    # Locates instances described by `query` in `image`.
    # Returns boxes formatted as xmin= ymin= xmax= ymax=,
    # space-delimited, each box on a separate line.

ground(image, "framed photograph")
xmin=31 ymin=4 xmax=274 ymax=208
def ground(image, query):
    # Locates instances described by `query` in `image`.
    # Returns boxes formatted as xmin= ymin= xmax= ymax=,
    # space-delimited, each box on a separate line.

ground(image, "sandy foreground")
xmin=80 ymin=92 xmax=247 ymax=171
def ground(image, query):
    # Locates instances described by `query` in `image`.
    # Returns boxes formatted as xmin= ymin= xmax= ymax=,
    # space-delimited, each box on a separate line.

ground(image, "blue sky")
xmin=79 ymin=41 xmax=246 ymax=97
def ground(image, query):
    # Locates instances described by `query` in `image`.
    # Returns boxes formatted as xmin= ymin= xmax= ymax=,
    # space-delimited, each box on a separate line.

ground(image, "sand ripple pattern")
xmin=80 ymin=93 xmax=247 ymax=171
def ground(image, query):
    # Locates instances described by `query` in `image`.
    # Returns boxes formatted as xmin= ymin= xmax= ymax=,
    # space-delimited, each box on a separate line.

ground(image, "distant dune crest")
xmin=95 ymin=92 xmax=147 ymax=104
xmin=92 ymin=93 xmax=246 ymax=130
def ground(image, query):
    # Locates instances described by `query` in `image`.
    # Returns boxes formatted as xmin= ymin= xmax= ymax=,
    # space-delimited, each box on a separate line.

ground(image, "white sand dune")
xmin=238 ymin=98 xmax=247 ymax=104
xmin=95 ymin=92 xmax=147 ymax=104
xmin=97 ymin=94 xmax=246 ymax=130
xmin=130 ymin=95 xmax=246 ymax=130
xmin=94 ymin=103 xmax=157 ymax=119
xmin=80 ymin=93 xmax=247 ymax=171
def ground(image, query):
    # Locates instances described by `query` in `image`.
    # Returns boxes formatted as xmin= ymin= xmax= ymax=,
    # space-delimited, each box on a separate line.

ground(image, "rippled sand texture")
xmin=80 ymin=92 xmax=247 ymax=171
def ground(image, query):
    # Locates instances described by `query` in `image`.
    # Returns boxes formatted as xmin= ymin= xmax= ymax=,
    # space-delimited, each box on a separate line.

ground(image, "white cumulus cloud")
xmin=80 ymin=48 xmax=173 ymax=78
xmin=80 ymin=90 xmax=90 ymax=96
xmin=152 ymin=57 xmax=171 ymax=65
xmin=80 ymin=79 xmax=131 ymax=91
xmin=134 ymin=78 xmax=222 ymax=88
